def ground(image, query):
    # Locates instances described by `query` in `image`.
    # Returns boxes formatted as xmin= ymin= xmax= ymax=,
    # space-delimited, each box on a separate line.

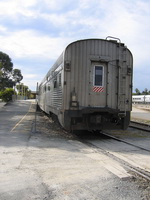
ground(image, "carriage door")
xmin=89 ymin=62 xmax=107 ymax=107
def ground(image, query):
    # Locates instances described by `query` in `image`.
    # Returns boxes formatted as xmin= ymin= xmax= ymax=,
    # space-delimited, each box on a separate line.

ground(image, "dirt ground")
xmin=131 ymin=104 xmax=150 ymax=123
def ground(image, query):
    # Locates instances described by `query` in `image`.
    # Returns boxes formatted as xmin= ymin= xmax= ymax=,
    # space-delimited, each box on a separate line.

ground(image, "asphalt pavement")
xmin=0 ymin=101 xmax=149 ymax=200
xmin=0 ymin=101 xmax=6 ymax=109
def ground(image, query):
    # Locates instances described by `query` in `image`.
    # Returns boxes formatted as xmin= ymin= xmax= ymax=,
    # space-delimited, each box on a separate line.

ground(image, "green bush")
xmin=0 ymin=88 xmax=15 ymax=102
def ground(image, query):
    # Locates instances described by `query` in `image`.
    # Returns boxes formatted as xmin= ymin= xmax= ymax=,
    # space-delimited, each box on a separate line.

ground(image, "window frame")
xmin=58 ymin=73 xmax=61 ymax=87
xmin=93 ymin=65 xmax=104 ymax=87
xmin=53 ymin=75 xmax=57 ymax=88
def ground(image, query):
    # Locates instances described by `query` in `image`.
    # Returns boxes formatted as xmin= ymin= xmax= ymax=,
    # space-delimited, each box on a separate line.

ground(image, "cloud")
xmin=0 ymin=0 xmax=37 ymax=16
xmin=0 ymin=25 xmax=7 ymax=32
xmin=23 ymin=74 xmax=37 ymax=79
xmin=0 ymin=0 xmax=150 ymax=91
xmin=0 ymin=29 xmax=70 ymax=60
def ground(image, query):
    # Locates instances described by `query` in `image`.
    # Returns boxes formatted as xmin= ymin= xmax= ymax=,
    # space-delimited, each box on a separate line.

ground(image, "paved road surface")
xmin=0 ymin=101 xmax=149 ymax=200
xmin=0 ymin=102 xmax=6 ymax=109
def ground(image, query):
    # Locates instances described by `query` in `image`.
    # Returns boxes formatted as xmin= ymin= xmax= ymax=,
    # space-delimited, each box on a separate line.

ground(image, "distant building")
xmin=30 ymin=91 xmax=37 ymax=99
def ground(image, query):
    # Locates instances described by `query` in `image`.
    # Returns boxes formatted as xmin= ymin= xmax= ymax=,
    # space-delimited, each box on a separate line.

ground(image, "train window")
xmin=59 ymin=73 xmax=61 ymax=86
xmin=48 ymin=85 xmax=51 ymax=91
xmin=94 ymin=65 xmax=104 ymax=86
xmin=54 ymin=76 xmax=57 ymax=88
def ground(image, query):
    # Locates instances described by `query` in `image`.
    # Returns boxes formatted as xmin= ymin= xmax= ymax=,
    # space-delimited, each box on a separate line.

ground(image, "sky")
xmin=0 ymin=0 xmax=150 ymax=92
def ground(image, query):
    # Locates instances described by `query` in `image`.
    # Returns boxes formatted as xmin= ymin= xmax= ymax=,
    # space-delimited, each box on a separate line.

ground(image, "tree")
xmin=0 ymin=51 xmax=13 ymax=76
xmin=0 ymin=88 xmax=15 ymax=102
xmin=135 ymin=88 xmax=141 ymax=95
xmin=142 ymin=88 xmax=149 ymax=95
xmin=16 ymin=83 xmax=29 ymax=96
xmin=12 ymin=69 xmax=23 ymax=85
xmin=0 ymin=51 xmax=23 ymax=90
xmin=0 ymin=52 xmax=13 ymax=90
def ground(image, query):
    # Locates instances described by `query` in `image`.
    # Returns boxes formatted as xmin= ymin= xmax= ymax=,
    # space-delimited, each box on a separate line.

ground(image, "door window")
xmin=94 ymin=65 xmax=104 ymax=86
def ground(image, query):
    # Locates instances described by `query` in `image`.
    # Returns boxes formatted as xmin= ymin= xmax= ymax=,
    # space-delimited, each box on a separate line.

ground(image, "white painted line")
xmin=10 ymin=102 xmax=32 ymax=133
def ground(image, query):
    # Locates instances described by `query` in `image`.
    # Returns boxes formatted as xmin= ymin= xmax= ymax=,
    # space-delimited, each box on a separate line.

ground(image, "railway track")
xmin=101 ymin=132 xmax=150 ymax=180
xmin=41 ymin=110 xmax=150 ymax=181
xmin=75 ymin=131 xmax=150 ymax=181
xmin=102 ymin=131 xmax=150 ymax=152
xmin=129 ymin=121 xmax=150 ymax=132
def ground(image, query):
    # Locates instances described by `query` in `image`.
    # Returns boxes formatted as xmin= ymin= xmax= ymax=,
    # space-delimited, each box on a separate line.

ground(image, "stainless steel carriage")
xmin=38 ymin=38 xmax=133 ymax=131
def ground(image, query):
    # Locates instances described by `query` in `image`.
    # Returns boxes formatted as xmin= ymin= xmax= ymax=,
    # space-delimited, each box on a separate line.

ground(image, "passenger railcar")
xmin=38 ymin=38 xmax=133 ymax=131
xmin=132 ymin=95 xmax=150 ymax=104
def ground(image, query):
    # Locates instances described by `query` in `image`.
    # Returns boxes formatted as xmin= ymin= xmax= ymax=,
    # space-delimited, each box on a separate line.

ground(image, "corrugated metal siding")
xmin=52 ymin=89 xmax=63 ymax=108
xmin=107 ymin=60 xmax=118 ymax=108
xmin=64 ymin=40 xmax=107 ymax=108
xmin=38 ymin=39 xmax=133 ymax=117
xmin=39 ymin=52 xmax=64 ymax=115
xmin=45 ymin=89 xmax=62 ymax=109
xmin=64 ymin=39 xmax=133 ymax=111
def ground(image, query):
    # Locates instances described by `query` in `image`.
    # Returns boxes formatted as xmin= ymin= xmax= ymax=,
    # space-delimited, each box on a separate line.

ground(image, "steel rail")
xmin=129 ymin=121 xmax=150 ymax=132
xmin=102 ymin=131 xmax=150 ymax=152
xmin=73 ymin=130 xmax=150 ymax=181
xmin=81 ymin=137 xmax=150 ymax=181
